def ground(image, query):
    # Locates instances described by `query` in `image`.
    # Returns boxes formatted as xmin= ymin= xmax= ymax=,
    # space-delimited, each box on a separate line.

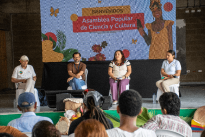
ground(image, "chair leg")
xmin=179 ymin=88 xmax=181 ymax=97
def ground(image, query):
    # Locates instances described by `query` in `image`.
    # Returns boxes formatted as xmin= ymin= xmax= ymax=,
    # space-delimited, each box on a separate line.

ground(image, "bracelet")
xmin=124 ymin=75 xmax=127 ymax=78
xmin=168 ymin=75 xmax=170 ymax=77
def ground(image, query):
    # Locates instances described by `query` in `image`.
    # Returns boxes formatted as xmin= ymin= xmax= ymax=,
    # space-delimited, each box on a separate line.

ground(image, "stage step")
xmin=0 ymin=94 xmax=15 ymax=108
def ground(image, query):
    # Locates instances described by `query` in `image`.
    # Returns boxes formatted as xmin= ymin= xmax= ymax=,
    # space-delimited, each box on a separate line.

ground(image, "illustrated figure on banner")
xmin=138 ymin=0 xmax=174 ymax=59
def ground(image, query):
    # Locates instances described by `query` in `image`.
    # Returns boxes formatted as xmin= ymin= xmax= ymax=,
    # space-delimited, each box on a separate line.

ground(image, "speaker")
xmin=102 ymin=95 xmax=112 ymax=110
xmin=45 ymin=90 xmax=84 ymax=108
xmin=56 ymin=93 xmax=74 ymax=111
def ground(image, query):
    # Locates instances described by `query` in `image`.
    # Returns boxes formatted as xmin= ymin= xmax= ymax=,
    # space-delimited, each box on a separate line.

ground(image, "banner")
xmin=73 ymin=13 xmax=144 ymax=32
xmin=40 ymin=0 xmax=176 ymax=62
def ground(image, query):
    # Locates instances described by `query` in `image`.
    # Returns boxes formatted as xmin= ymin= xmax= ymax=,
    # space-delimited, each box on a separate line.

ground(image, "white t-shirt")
xmin=109 ymin=60 xmax=131 ymax=78
xmin=161 ymin=59 xmax=181 ymax=78
xmin=12 ymin=65 xmax=36 ymax=79
xmin=106 ymin=127 xmax=156 ymax=137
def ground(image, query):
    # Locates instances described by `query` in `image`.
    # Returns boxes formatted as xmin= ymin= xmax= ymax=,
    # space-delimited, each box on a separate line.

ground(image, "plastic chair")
xmin=67 ymin=69 xmax=88 ymax=90
xmin=155 ymin=129 xmax=184 ymax=137
xmin=15 ymin=83 xmax=40 ymax=107
xmin=156 ymin=83 xmax=180 ymax=100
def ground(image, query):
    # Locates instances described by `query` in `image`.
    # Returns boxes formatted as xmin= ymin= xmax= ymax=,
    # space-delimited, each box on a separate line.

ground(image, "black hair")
xmin=118 ymin=89 xmax=142 ymax=117
xmin=32 ymin=120 xmax=61 ymax=137
xmin=0 ymin=133 xmax=13 ymax=137
xmin=159 ymin=92 xmax=180 ymax=116
xmin=73 ymin=52 xmax=81 ymax=57
xmin=201 ymin=130 xmax=205 ymax=137
xmin=112 ymin=50 xmax=126 ymax=63
xmin=150 ymin=1 xmax=161 ymax=10
xmin=87 ymin=96 xmax=111 ymax=129
xmin=167 ymin=50 xmax=175 ymax=56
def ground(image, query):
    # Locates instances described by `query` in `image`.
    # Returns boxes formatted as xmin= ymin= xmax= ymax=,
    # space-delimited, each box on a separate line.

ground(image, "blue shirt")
xmin=7 ymin=112 xmax=53 ymax=132
xmin=161 ymin=59 xmax=181 ymax=78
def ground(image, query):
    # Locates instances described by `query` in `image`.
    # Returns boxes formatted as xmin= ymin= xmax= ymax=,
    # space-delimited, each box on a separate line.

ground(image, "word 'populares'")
xmin=82 ymin=16 xmax=133 ymax=23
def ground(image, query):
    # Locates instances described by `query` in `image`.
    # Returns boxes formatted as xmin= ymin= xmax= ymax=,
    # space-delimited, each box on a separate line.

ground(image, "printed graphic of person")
xmin=138 ymin=0 xmax=174 ymax=59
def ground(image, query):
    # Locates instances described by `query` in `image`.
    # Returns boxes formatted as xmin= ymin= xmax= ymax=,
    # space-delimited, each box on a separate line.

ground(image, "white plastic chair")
xmin=157 ymin=83 xmax=180 ymax=100
xmin=67 ymin=69 xmax=88 ymax=90
xmin=155 ymin=129 xmax=184 ymax=137
xmin=156 ymin=73 xmax=180 ymax=101
xmin=15 ymin=83 xmax=40 ymax=107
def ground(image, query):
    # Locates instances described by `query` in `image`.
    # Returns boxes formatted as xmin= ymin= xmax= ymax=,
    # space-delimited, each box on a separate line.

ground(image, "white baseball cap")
xmin=20 ymin=55 xmax=29 ymax=61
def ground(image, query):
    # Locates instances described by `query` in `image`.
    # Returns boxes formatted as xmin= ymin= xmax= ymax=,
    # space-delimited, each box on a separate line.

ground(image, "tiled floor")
xmin=110 ymin=85 xmax=205 ymax=110
xmin=0 ymin=86 xmax=205 ymax=114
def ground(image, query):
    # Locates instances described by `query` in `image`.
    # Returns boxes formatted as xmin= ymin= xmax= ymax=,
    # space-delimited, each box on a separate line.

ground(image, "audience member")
xmin=106 ymin=89 xmax=156 ymax=137
xmin=68 ymin=91 xmax=113 ymax=135
xmin=201 ymin=129 xmax=205 ymax=137
xmin=0 ymin=126 xmax=27 ymax=137
xmin=0 ymin=133 xmax=13 ymax=137
xmin=73 ymin=119 xmax=108 ymax=137
xmin=7 ymin=92 xmax=53 ymax=132
xmin=32 ymin=120 xmax=60 ymax=137
xmin=143 ymin=92 xmax=192 ymax=137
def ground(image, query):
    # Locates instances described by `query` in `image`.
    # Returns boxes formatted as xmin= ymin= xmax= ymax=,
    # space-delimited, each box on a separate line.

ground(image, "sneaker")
xmin=112 ymin=100 xmax=118 ymax=105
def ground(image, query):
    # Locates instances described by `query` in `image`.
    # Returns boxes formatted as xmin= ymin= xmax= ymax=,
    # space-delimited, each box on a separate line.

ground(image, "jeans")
xmin=68 ymin=78 xmax=85 ymax=90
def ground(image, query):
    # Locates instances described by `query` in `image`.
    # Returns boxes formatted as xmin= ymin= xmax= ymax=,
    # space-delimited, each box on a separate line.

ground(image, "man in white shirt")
xmin=106 ymin=89 xmax=156 ymax=137
xmin=11 ymin=55 xmax=37 ymax=103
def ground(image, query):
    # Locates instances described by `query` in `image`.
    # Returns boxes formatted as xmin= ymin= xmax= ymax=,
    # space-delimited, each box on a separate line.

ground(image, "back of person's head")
xmin=83 ymin=91 xmax=111 ymax=129
xmin=159 ymin=92 xmax=180 ymax=116
xmin=0 ymin=133 xmax=13 ymax=137
xmin=75 ymin=119 xmax=108 ymax=137
xmin=18 ymin=92 xmax=36 ymax=112
xmin=118 ymin=89 xmax=142 ymax=117
xmin=32 ymin=120 xmax=60 ymax=137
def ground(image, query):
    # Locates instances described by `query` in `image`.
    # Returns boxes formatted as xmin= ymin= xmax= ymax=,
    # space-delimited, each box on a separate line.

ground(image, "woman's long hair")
xmin=112 ymin=50 xmax=126 ymax=63
xmin=75 ymin=119 xmax=108 ymax=137
xmin=86 ymin=96 xmax=111 ymax=129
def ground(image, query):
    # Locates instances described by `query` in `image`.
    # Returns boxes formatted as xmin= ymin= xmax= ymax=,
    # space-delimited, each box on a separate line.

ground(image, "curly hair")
xmin=118 ymin=89 xmax=142 ymax=117
xmin=112 ymin=50 xmax=126 ymax=63
xmin=32 ymin=120 xmax=61 ymax=137
xmin=159 ymin=92 xmax=180 ymax=116
xmin=150 ymin=0 xmax=162 ymax=12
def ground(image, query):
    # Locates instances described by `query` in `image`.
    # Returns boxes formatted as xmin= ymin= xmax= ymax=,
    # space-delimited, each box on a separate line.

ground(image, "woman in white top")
xmin=156 ymin=50 xmax=181 ymax=93
xmin=108 ymin=50 xmax=132 ymax=104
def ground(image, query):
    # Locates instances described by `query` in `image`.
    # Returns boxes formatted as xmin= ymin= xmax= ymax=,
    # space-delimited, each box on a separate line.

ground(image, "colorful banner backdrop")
xmin=40 ymin=0 xmax=176 ymax=62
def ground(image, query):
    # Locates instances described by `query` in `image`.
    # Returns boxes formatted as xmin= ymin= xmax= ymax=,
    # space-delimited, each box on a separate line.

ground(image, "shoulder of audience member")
xmin=36 ymin=115 xmax=53 ymax=123
xmin=106 ymin=118 xmax=113 ymax=128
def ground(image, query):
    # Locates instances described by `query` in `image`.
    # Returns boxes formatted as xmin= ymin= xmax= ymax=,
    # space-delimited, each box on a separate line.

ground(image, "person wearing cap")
xmin=7 ymin=92 xmax=53 ymax=132
xmin=68 ymin=90 xmax=113 ymax=136
xmin=11 ymin=55 xmax=37 ymax=103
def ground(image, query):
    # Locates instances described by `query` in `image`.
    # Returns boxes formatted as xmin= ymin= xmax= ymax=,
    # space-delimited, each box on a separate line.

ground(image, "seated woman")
xmin=156 ymin=50 xmax=181 ymax=93
xmin=74 ymin=119 xmax=108 ymax=137
xmin=108 ymin=50 xmax=132 ymax=104
xmin=68 ymin=90 xmax=113 ymax=135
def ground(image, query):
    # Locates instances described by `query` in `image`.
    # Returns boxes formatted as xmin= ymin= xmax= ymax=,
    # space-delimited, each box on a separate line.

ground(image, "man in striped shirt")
xmin=143 ymin=92 xmax=192 ymax=137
